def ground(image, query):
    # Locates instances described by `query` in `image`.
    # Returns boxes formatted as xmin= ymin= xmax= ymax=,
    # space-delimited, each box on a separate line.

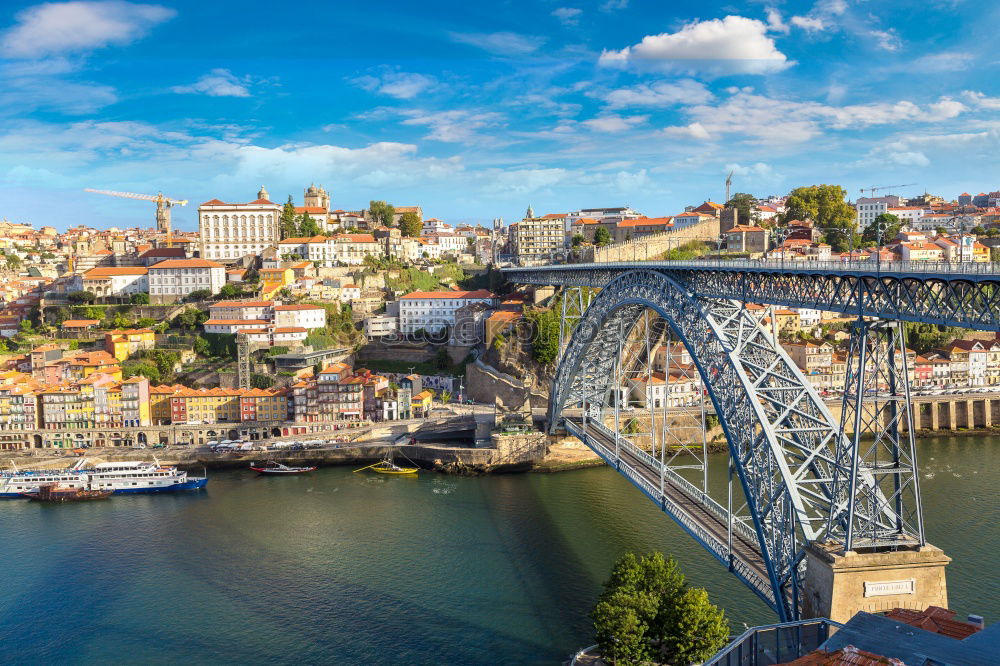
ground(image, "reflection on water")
xmin=0 ymin=434 xmax=995 ymax=664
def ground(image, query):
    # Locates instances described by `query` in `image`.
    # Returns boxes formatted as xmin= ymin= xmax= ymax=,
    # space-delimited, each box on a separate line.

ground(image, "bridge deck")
xmin=564 ymin=416 xmax=778 ymax=609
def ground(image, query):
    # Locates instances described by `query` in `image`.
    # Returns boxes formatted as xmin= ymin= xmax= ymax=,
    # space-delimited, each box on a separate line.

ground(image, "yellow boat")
xmin=354 ymin=451 xmax=418 ymax=475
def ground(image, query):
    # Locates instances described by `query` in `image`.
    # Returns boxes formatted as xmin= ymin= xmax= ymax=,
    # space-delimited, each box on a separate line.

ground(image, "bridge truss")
xmin=539 ymin=268 xmax=935 ymax=620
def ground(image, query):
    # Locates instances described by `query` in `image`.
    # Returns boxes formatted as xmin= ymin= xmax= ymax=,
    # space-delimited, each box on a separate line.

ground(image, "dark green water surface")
xmin=0 ymin=435 xmax=995 ymax=664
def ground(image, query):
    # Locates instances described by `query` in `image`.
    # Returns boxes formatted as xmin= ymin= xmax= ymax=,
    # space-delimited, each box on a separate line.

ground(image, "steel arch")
xmin=549 ymin=270 xmax=846 ymax=620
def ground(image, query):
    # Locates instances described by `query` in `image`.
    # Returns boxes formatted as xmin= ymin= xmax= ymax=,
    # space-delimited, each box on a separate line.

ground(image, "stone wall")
xmin=593 ymin=216 xmax=721 ymax=263
xmin=465 ymin=359 xmax=533 ymax=409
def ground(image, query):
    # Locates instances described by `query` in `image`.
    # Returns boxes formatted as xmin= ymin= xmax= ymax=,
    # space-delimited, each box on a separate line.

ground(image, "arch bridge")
xmin=503 ymin=260 xmax=1000 ymax=621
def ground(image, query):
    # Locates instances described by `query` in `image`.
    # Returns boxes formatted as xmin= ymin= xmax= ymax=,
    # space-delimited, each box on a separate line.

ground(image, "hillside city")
xmin=0 ymin=183 xmax=998 ymax=450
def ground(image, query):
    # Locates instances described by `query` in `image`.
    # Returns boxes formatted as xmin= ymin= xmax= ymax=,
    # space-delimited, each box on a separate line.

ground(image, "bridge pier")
xmin=801 ymin=542 xmax=951 ymax=624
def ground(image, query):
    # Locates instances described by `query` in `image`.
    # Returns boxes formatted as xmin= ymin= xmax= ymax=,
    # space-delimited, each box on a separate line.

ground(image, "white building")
xmin=421 ymin=218 xmax=453 ymax=235
xmin=425 ymin=232 xmax=468 ymax=255
xmin=147 ymin=259 xmax=226 ymax=303
xmin=208 ymin=300 xmax=275 ymax=321
xmin=198 ymin=186 xmax=281 ymax=261
xmin=203 ymin=319 xmax=271 ymax=334
xmin=364 ymin=314 xmax=398 ymax=338
xmin=855 ymin=195 xmax=902 ymax=228
xmin=80 ymin=266 xmax=148 ymax=298
xmin=241 ymin=326 xmax=309 ymax=346
xmin=278 ymin=234 xmax=383 ymax=266
xmin=886 ymin=206 xmax=927 ymax=228
xmin=398 ymin=289 xmax=495 ymax=334
xmin=273 ymin=304 xmax=327 ymax=330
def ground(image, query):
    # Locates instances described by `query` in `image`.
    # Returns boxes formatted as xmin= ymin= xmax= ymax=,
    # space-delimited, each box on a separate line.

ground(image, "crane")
xmin=725 ymin=170 xmax=733 ymax=204
xmin=859 ymin=183 xmax=916 ymax=199
xmin=85 ymin=189 xmax=188 ymax=248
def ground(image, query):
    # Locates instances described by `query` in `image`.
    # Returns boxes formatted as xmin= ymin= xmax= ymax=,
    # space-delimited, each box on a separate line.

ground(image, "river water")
xmin=0 ymin=435 xmax=996 ymax=665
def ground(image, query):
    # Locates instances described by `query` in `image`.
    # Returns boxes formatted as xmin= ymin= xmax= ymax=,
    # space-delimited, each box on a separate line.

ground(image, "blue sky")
xmin=1 ymin=0 xmax=998 ymax=231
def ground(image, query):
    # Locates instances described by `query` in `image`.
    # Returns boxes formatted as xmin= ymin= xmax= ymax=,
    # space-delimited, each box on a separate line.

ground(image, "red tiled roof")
xmin=203 ymin=319 xmax=269 ymax=326
xmin=400 ymin=289 xmax=494 ymax=300
xmin=149 ymin=259 xmax=223 ymax=269
xmin=62 ymin=319 xmax=101 ymax=327
xmin=884 ymin=606 xmax=981 ymax=640
xmin=274 ymin=304 xmax=324 ymax=311
xmin=211 ymin=300 xmax=273 ymax=308
xmin=83 ymin=267 xmax=148 ymax=277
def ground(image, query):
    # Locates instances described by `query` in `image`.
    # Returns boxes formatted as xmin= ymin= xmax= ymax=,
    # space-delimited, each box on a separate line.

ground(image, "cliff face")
xmin=482 ymin=332 xmax=554 ymax=407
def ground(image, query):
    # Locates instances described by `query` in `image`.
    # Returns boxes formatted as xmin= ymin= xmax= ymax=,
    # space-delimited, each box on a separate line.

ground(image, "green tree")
xmin=971 ymin=225 xmax=987 ymax=236
xmin=129 ymin=292 xmax=150 ymax=304
xmin=523 ymin=306 xmax=560 ymax=364
xmin=67 ymin=291 xmax=96 ymax=305
xmin=368 ymin=200 xmax=396 ymax=227
xmin=399 ymin=210 xmax=422 ymax=237
xmin=782 ymin=185 xmax=856 ymax=251
xmin=18 ymin=320 xmax=32 ymax=334
xmin=594 ymin=226 xmax=612 ymax=246
xmin=661 ymin=587 xmax=729 ymax=664
xmin=193 ymin=337 xmax=210 ymax=356
xmin=434 ymin=348 xmax=451 ymax=370
xmin=862 ymin=212 xmax=902 ymax=245
xmin=4 ymin=252 xmax=23 ymax=270
xmin=280 ymin=195 xmax=298 ymax=239
xmin=904 ymin=323 xmax=965 ymax=353
xmin=571 ymin=233 xmax=585 ymax=247
xmin=935 ymin=226 xmax=948 ymax=235
xmin=725 ymin=192 xmax=759 ymax=226
xmin=591 ymin=551 xmax=727 ymax=665
xmin=219 ymin=283 xmax=242 ymax=299
xmin=439 ymin=389 xmax=452 ymax=404
xmin=298 ymin=211 xmax=322 ymax=236
xmin=185 ymin=289 xmax=212 ymax=302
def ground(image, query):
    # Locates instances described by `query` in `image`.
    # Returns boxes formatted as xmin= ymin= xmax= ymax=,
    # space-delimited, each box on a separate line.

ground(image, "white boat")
xmin=0 ymin=459 xmax=208 ymax=498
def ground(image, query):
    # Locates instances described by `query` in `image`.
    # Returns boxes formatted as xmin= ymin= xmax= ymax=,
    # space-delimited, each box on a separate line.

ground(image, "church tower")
xmin=304 ymin=184 xmax=330 ymax=210
xmin=257 ymin=185 xmax=270 ymax=201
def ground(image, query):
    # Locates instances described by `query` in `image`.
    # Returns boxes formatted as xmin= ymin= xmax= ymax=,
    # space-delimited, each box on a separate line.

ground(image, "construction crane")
xmin=859 ymin=183 xmax=916 ymax=199
xmin=85 ymin=189 xmax=188 ymax=247
xmin=725 ymin=170 xmax=733 ymax=204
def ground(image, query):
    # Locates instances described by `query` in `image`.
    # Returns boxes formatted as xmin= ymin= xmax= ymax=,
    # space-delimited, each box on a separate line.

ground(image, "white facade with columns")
xmin=199 ymin=186 xmax=282 ymax=261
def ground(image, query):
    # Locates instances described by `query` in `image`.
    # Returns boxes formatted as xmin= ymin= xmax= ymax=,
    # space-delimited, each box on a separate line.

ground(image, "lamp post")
xmin=875 ymin=220 xmax=888 ymax=274
xmin=772 ymin=226 xmax=789 ymax=270
xmin=715 ymin=232 xmax=727 ymax=258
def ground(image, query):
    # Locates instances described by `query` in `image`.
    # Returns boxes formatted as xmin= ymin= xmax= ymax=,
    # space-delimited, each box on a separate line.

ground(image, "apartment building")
xmin=148 ymin=259 xmax=226 ymax=303
xmin=398 ymin=289 xmax=495 ymax=334
xmin=198 ymin=187 xmax=282 ymax=261
xmin=513 ymin=215 xmax=565 ymax=265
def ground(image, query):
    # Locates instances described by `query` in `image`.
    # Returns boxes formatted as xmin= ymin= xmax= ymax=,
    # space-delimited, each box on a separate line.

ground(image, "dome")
xmin=306 ymin=183 xmax=319 ymax=194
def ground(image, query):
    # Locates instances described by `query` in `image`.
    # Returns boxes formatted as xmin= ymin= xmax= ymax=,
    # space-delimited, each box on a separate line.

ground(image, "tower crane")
xmin=859 ymin=183 xmax=916 ymax=199
xmin=725 ymin=170 xmax=733 ymax=204
xmin=84 ymin=189 xmax=188 ymax=247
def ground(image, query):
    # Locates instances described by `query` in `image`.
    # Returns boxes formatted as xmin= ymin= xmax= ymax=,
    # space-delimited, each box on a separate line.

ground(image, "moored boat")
xmin=22 ymin=484 xmax=113 ymax=502
xmin=354 ymin=450 xmax=419 ymax=475
xmin=250 ymin=461 xmax=317 ymax=475
xmin=0 ymin=459 xmax=207 ymax=498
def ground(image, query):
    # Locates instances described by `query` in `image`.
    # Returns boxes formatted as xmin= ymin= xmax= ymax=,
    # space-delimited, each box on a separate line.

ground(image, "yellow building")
xmin=105 ymin=329 xmax=156 ymax=362
xmin=411 ymin=389 xmax=433 ymax=417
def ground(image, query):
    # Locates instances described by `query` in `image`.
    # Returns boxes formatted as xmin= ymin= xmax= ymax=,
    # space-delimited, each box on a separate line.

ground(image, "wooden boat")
xmin=250 ymin=461 xmax=317 ymax=475
xmin=22 ymin=484 xmax=112 ymax=502
xmin=354 ymin=451 xmax=418 ymax=475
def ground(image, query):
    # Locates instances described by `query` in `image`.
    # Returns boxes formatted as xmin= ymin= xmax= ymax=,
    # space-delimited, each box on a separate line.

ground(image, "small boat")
xmin=354 ymin=450 xmax=418 ymax=475
xmin=250 ymin=461 xmax=317 ymax=475
xmin=22 ymin=484 xmax=113 ymax=502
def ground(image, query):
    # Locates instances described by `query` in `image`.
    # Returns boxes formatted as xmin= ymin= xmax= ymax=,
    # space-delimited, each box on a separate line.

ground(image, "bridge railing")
xmin=587 ymin=421 xmax=759 ymax=545
xmin=565 ymin=419 xmax=774 ymax=605
xmin=511 ymin=258 xmax=1000 ymax=277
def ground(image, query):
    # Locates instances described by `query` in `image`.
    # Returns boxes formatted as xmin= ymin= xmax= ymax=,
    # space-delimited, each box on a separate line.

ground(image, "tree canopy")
xmin=590 ymin=551 xmax=728 ymax=664
xmin=399 ymin=210 xmax=422 ymax=237
xmin=862 ymin=212 xmax=902 ymax=246
xmin=280 ymin=195 xmax=298 ymax=239
xmin=594 ymin=226 xmax=612 ymax=246
xmin=725 ymin=192 xmax=759 ymax=226
xmin=782 ymin=185 xmax=856 ymax=251
xmin=297 ymin=211 xmax=322 ymax=237
xmin=369 ymin=200 xmax=396 ymax=227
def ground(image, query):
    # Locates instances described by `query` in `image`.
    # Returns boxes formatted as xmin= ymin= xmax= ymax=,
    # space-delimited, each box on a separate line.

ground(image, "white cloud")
xmin=914 ymin=52 xmax=975 ymax=72
xmin=581 ymin=114 xmax=648 ymax=132
xmin=725 ymin=162 xmax=783 ymax=182
xmin=790 ymin=16 xmax=824 ymax=31
xmin=598 ymin=15 xmax=793 ymax=75
xmin=552 ymin=7 xmax=582 ymax=27
xmin=765 ymin=8 xmax=789 ymax=34
xmin=1 ymin=1 xmax=175 ymax=58
xmin=599 ymin=0 xmax=628 ymax=11
xmin=449 ymin=31 xmax=546 ymax=56
xmin=0 ymin=76 xmax=117 ymax=114
xmin=889 ymin=151 xmax=930 ymax=167
xmin=603 ymin=79 xmax=713 ymax=108
xmin=867 ymin=28 xmax=902 ymax=52
xmin=962 ymin=90 xmax=1000 ymax=110
xmin=171 ymin=69 xmax=252 ymax=97
xmin=662 ymin=122 xmax=712 ymax=141
xmin=667 ymin=90 xmax=971 ymax=145
xmin=399 ymin=110 xmax=505 ymax=142
xmin=353 ymin=71 xmax=436 ymax=99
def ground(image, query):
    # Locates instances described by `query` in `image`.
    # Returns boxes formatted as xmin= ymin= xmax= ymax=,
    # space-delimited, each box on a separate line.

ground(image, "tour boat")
xmin=0 ymin=459 xmax=207 ymax=498
xmin=354 ymin=451 xmax=419 ymax=475
xmin=249 ymin=461 xmax=317 ymax=475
